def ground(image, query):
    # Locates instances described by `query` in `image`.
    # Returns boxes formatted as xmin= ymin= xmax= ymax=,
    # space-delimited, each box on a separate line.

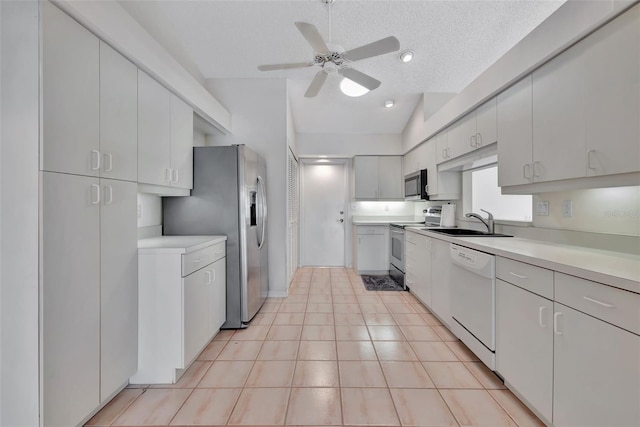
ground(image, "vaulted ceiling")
xmin=119 ymin=0 xmax=564 ymax=134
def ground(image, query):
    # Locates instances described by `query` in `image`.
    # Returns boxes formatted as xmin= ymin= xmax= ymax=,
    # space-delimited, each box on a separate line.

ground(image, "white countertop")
xmin=407 ymin=227 xmax=640 ymax=294
xmin=138 ymin=235 xmax=227 ymax=254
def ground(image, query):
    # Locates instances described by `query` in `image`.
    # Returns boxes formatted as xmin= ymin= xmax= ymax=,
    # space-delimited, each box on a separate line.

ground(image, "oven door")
xmin=389 ymin=227 xmax=405 ymax=272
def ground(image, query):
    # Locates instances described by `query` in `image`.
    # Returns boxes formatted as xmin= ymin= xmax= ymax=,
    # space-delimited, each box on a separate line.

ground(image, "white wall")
xmin=205 ymin=78 xmax=289 ymax=296
xmin=0 ymin=1 xmax=40 ymax=425
xmin=297 ymin=133 xmax=403 ymax=157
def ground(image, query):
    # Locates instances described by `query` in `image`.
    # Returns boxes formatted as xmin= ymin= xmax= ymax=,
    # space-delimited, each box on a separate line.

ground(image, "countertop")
xmin=407 ymin=227 xmax=640 ymax=294
xmin=138 ymin=235 xmax=227 ymax=254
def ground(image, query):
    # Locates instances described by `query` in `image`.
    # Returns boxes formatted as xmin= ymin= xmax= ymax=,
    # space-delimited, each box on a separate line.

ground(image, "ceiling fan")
xmin=257 ymin=21 xmax=400 ymax=97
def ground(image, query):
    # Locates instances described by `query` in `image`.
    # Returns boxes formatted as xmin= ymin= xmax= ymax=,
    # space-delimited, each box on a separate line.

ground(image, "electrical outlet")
xmin=351 ymin=204 xmax=357 ymax=212
xmin=562 ymin=199 xmax=573 ymax=217
xmin=536 ymin=201 xmax=550 ymax=216
xmin=384 ymin=205 xmax=389 ymax=212
xmin=137 ymin=203 xmax=142 ymax=219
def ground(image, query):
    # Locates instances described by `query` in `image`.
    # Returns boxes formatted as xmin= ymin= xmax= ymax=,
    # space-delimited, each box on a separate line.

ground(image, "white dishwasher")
xmin=449 ymin=244 xmax=496 ymax=369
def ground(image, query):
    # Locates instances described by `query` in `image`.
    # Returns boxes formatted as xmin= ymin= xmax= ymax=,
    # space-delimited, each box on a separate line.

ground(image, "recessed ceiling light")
xmin=399 ymin=50 xmax=414 ymax=63
xmin=384 ymin=100 xmax=395 ymax=108
xmin=340 ymin=78 xmax=369 ymax=97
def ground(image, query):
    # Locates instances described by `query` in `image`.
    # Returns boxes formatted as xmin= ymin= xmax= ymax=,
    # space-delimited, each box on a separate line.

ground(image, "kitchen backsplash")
xmin=137 ymin=193 xmax=162 ymax=228
xmin=350 ymin=201 xmax=431 ymax=218
xmin=533 ymin=186 xmax=640 ymax=236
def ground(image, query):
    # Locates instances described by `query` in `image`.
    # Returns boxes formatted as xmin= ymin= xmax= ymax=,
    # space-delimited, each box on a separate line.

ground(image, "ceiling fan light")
xmin=384 ymin=100 xmax=395 ymax=108
xmin=399 ymin=50 xmax=414 ymax=63
xmin=340 ymin=78 xmax=370 ymax=97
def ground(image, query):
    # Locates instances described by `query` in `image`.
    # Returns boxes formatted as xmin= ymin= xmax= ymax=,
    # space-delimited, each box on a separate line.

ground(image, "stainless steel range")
xmin=389 ymin=207 xmax=442 ymax=288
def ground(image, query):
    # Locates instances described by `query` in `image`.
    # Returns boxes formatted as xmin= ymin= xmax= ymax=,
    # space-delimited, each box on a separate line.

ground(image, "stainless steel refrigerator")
xmin=163 ymin=145 xmax=269 ymax=328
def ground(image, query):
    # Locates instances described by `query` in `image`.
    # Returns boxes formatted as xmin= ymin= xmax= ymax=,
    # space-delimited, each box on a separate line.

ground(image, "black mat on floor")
xmin=361 ymin=275 xmax=404 ymax=291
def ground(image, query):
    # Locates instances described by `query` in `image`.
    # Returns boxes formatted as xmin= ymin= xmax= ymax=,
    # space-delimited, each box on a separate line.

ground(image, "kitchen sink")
xmin=422 ymin=228 xmax=512 ymax=237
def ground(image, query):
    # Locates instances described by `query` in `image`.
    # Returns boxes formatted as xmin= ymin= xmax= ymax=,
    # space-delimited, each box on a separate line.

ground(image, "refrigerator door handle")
xmin=257 ymin=175 xmax=267 ymax=249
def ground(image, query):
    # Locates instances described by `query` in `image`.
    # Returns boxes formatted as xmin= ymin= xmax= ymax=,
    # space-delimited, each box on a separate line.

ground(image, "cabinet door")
xmin=42 ymin=1 xmax=99 ymax=177
xmin=210 ymin=258 xmax=227 ymax=334
xmin=100 ymin=179 xmax=138 ymax=401
xmin=430 ymin=239 xmax=452 ymax=326
xmin=497 ymin=76 xmax=534 ymax=187
xmin=357 ymin=234 xmax=387 ymax=272
xmin=378 ymin=156 xmax=403 ymax=200
xmin=448 ymin=112 xmax=476 ymax=158
xmin=532 ymin=44 xmax=586 ymax=182
xmin=435 ymin=131 xmax=449 ymax=164
xmin=43 ymin=172 xmax=100 ymax=427
xmin=184 ymin=269 xmax=211 ymax=366
xmin=496 ymin=280 xmax=553 ymax=422
xmin=354 ymin=156 xmax=379 ymax=199
xmin=475 ymin=98 xmax=497 ymax=147
xmin=584 ymin=5 xmax=640 ymax=177
xmin=170 ymin=94 xmax=194 ymax=189
xmin=100 ymin=42 xmax=138 ymax=182
xmin=553 ymin=303 xmax=640 ymax=427
xmin=424 ymin=139 xmax=439 ymax=196
xmin=138 ymin=70 xmax=171 ymax=186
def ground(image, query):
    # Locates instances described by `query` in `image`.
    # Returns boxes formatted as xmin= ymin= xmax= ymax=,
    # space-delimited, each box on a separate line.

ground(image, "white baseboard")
xmin=268 ymin=290 xmax=288 ymax=298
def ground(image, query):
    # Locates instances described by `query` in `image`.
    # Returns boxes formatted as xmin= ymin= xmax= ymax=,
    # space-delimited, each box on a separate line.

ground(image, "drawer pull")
xmin=192 ymin=259 xmax=201 ymax=264
xmin=509 ymin=272 xmax=528 ymax=279
xmin=215 ymin=251 xmax=223 ymax=255
xmin=583 ymin=296 xmax=615 ymax=308
xmin=554 ymin=312 xmax=563 ymax=335
xmin=538 ymin=306 xmax=548 ymax=328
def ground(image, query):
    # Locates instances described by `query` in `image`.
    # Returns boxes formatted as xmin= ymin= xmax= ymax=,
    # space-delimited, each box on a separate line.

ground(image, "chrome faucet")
xmin=465 ymin=209 xmax=494 ymax=234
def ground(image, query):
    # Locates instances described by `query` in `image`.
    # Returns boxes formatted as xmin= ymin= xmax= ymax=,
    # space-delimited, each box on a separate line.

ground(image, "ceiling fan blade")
xmin=257 ymin=62 xmax=314 ymax=71
xmin=304 ymin=70 xmax=328 ymax=98
xmin=342 ymin=68 xmax=381 ymax=91
xmin=343 ymin=36 xmax=401 ymax=62
xmin=295 ymin=22 xmax=330 ymax=54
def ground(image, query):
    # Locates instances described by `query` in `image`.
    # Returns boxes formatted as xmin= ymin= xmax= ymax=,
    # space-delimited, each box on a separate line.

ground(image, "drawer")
xmin=357 ymin=226 xmax=386 ymax=235
xmin=555 ymin=272 xmax=640 ymax=336
xmin=182 ymin=241 xmax=225 ymax=277
xmin=496 ymin=257 xmax=553 ymax=299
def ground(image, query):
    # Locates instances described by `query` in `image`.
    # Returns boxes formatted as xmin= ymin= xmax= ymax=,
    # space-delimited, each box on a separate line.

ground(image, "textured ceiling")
xmin=119 ymin=0 xmax=564 ymax=134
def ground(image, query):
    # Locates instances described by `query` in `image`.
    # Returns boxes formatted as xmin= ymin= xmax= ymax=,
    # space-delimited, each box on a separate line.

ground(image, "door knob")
xmin=337 ymin=219 xmax=344 ymax=223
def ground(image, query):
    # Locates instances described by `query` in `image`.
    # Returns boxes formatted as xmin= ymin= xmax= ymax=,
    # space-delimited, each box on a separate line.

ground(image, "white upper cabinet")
xmin=170 ymin=94 xmax=194 ymax=189
xmin=532 ymin=38 xmax=587 ymax=182
xmin=497 ymin=76 xmax=534 ymax=187
xmin=138 ymin=70 xmax=194 ymax=189
xmin=42 ymin=1 xmax=100 ymax=177
xmin=138 ymin=71 xmax=172 ymax=187
xmin=435 ymin=131 xmax=450 ymax=163
xmin=447 ymin=112 xmax=477 ymax=159
xmin=353 ymin=156 xmax=403 ymax=200
xmin=475 ymin=98 xmax=498 ymax=147
xmin=583 ymin=4 xmax=640 ymax=177
xmin=100 ymin=42 xmax=138 ymax=182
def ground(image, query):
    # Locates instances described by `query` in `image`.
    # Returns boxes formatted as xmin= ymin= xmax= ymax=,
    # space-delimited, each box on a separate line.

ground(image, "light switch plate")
xmin=562 ymin=199 xmax=573 ymax=217
xmin=536 ymin=201 xmax=550 ymax=216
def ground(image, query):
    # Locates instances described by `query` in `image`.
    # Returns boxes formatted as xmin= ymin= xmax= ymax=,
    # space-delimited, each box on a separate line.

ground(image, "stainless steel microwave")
xmin=404 ymin=169 xmax=429 ymax=200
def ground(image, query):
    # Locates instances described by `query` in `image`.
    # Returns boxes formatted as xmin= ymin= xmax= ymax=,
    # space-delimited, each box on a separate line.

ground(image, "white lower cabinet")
xmin=134 ymin=237 xmax=227 ymax=384
xmin=42 ymin=172 xmax=137 ymax=427
xmin=429 ymin=238 xmax=453 ymax=327
xmin=405 ymin=231 xmax=431 ymax=306
xmin=496 ymin=279 xmax=553 ymax=423
xmin=355 ymin=226 xmax=388 ymax=274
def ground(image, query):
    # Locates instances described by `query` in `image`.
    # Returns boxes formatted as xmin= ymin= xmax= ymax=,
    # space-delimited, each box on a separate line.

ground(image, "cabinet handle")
xmin=553 ymin=312 xmax=563 ymax=335
xmin=523 ymin=164 xmax=532 ymax=180
xmin=476 ymin=132 xmax=482 ymax=146
xmin=172 ymin=169 xmax=179 ymax=183
xmin=532 ymin=161 xmax=542 ymax=179
xmin=90 ymin=184 xmax=100 ymax=205
xmin=165 ymin=168 xmax=173 ymax=183
xmin=509 ymin=271 xmax=527 ymax=279
xmin=538 ymin=306 xmax=548 ymax=328
xmin=583 ymin=296 xmax=615 ymax=308
xmin=91 ymin=150 xmax=101 ymax=171
xmin=205 ymin=270 xmax=212 ymax=285
xmin=446 ymin=147 xmax=451 ymax=158
xmin=104 ymin=153 xmax=113 ymax=172
xmin=192 ymin=258 xmax=201 ymax=264
xmin=104 ymin=185 xmax=113 ymax=205
xmin=469 ymin=135 xmax=476 ymax=148
xmin=215 ymin=250 xmax=223 ymax=256
xmin=586 ymin=149 xmax=597 ymax=170
xmin=441 ymin=148 xmax=447 ymax=158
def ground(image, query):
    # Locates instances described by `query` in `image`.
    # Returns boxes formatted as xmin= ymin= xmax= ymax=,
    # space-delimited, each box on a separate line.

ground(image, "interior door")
xmin=301 ymin=162 xmax=346 ymax=266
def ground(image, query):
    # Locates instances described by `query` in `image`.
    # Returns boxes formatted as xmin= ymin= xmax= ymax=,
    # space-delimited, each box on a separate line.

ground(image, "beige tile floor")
xmin=86 ymin=267 xmax=544 ymax=427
